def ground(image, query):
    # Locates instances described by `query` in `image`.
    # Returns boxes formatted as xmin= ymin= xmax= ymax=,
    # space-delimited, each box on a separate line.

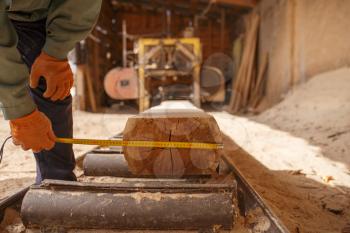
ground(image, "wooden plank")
xmin=220 ymin=9 xmax=226 ymax=52
xmin=250 ymin=53 xmax=268 ymax=108
xmin=75 ymin=65 xmax=86 ymax=111
xmin=228 ymin=12 xmax=259 ymax=113
xmin=240 ymin=13 xmax=259 ymax=109
xmin=85 ymin=65 xmax=97 ymax=112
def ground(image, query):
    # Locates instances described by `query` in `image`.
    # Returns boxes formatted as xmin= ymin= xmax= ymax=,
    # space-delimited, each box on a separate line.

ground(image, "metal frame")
xmin=137 ymin=38 xmax=202 ymax=112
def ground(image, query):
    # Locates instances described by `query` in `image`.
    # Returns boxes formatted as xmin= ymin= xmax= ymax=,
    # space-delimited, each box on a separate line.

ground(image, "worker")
xmin=0 ymin=0 xmax=102 ymax=183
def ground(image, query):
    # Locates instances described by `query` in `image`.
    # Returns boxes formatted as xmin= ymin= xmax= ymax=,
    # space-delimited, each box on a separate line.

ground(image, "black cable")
xmin=0 ymin=136 xmax=12 ymax=165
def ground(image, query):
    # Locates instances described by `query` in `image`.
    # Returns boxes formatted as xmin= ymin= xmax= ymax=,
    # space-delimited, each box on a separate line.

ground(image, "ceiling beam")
xmin=214 ymin=0 xmax=257 ymax=8
xmin=111 ymin=0 xmax=252 ymax=17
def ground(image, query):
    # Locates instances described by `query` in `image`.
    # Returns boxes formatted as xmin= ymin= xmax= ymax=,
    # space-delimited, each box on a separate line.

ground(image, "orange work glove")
xmin=30 ymin=52 xmax=73 ymax=101
xmin=10 ymin=109 xmax=56 ymax=153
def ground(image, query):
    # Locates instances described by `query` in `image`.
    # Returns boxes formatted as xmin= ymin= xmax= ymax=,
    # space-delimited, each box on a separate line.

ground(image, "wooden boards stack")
xmin=228 ymin=12 xmax=268 ymax=113
xmin=123 ymin=101 xmax=222 ymax=177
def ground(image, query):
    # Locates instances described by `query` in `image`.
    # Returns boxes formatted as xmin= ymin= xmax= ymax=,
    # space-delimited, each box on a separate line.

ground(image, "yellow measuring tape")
xmin=56 ymin=138 xmax=223 ymax=150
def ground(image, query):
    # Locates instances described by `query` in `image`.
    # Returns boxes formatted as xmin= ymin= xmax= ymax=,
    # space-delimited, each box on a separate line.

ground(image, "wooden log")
xmin=123 ymin=101 xmax=222 ymax=177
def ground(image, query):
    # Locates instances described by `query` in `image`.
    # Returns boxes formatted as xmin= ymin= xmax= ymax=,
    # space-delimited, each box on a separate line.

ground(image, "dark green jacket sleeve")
xmin=0 ymin=1 xmax=36 ymax=120
xmin=43 ymin=0 xmax=102 ymax=59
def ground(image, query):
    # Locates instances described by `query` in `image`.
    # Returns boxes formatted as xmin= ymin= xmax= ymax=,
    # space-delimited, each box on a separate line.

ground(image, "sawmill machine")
xmin=104 ymin=22 xmax=226 ymax=112
xmin=105 ymin=37 xmax=202 ymax=112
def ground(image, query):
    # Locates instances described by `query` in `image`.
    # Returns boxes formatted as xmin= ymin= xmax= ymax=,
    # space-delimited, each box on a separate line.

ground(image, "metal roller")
xmin=83 ymin=152 xmax=214 ymax=178
xmin=83 ymin=153 xmax=134 ymax=177
xmin=21 ymin=180 xmax=236 ymax=231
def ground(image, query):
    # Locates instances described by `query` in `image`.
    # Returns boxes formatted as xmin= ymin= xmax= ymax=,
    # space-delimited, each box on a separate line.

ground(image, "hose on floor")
xmin=0 ymin=136 xmax=12 ymax=165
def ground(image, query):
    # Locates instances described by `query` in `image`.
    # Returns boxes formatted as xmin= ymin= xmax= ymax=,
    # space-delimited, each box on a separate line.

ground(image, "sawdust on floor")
xmin=210 ymin=67 xmax=350 ymax=233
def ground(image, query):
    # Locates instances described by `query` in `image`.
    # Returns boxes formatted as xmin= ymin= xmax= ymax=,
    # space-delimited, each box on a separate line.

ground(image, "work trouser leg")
xmin=11 ymin=19 xmax=76 ymax=183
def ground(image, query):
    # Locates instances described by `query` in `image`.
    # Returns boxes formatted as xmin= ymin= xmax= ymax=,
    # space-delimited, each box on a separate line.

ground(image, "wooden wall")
xmin=258 ymin=0 xmax=350 ymax=108
xmin=79 ymin=0 xmax=120 ymax=110
xmin=116 ymin=10 xmax=234 ymax=59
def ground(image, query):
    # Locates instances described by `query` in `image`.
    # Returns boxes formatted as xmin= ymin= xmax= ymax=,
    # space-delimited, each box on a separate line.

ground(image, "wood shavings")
xmin=322 ymin=176 xmax=335 ymax=184
xmin=288 ymin=170 xmax=305 ymax=176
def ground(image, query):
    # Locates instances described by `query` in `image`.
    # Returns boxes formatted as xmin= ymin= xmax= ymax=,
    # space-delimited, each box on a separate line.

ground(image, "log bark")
xmin=123 ymin=102 xmax=222 ymax=177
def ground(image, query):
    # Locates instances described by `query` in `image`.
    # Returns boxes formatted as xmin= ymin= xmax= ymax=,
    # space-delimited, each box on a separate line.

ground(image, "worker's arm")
xmin=30 ymin=0 xmax=102 ymax=101
xmin=0 ymin=2 xmax=55 ymax=152
xmin=0 ymin=1 xmax=36 ymax=120
xmin=43 ymin=0 xmax=102 ymax=60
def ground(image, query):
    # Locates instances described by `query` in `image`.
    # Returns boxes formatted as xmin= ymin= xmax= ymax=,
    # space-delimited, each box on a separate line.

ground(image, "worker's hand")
xmin=30 ymin=52 xmax=73 ymax=101
xmin=9 ymin=109 xmax=56 ymax=153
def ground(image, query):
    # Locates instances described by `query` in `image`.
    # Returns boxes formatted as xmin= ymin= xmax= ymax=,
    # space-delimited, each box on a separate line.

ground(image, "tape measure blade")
xmin=55 ymin=138 xmax=223 ymax=150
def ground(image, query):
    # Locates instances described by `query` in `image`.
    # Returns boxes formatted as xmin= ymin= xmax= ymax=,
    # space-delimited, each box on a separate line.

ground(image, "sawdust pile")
xmin=257 ymin=67 xmax=350 ymax=178
xmin=253 ymin=67 xmax=350 ymax=232
xmin=213 ymin=67 xmax=350 ymax=233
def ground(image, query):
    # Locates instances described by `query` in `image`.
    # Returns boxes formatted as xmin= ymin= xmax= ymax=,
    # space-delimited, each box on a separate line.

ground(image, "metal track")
xmin=0 ymin=136 xmax=290 ymax=232
xmin=222 ymin=156 xmax=290 ymax=232
xmin=0 ymin=186 xmax=30 ymax=222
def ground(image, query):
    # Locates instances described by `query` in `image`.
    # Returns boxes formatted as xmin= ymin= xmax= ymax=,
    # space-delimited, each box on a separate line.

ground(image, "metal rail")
xmin=0 ymin=186 xmax=30 ymax=222
xmin=222 ymin=156 xmax=290 ymax=233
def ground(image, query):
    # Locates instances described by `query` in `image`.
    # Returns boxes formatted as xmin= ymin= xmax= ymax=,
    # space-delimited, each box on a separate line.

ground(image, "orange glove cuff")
xmin=40 ymin=51 xmax=68 ymax=62
xmin=30 ymin=52 xmax=74 ymax=101
xmin=10 ymin=109 xmax=47 ymax=129
xmin=10 ymin=109 xmax=56 ymax=152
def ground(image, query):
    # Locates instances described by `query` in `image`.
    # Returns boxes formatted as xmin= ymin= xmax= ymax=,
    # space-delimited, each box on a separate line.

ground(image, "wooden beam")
xmin=112 ymin=0 xmax=250 ymax=16
xmin=123 ymin=101 xmax=222 ymax=177
xmin=214 ymin=0 xmax=257 ymax=8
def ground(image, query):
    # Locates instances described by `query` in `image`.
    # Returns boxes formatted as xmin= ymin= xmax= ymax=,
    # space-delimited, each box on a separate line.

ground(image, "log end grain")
xmin=123 ymin=108 xmax=223 ymax=177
